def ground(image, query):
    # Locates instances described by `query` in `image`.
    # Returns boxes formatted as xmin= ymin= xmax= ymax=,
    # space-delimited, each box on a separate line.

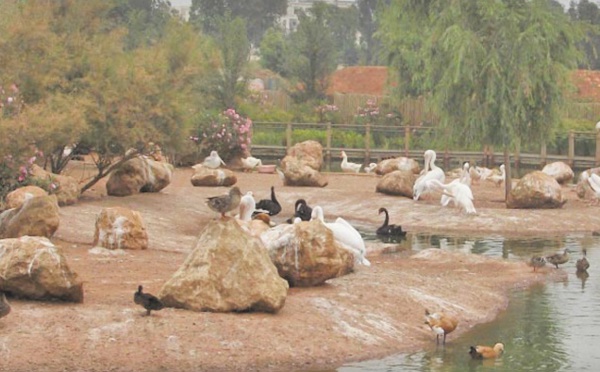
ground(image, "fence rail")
xmin=251 ymin=122 xmax=600 ymax=172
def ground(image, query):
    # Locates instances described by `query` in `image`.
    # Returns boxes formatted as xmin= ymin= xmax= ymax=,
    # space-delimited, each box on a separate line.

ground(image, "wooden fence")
xmin=250 ymin=122 xmax=600 ymax=172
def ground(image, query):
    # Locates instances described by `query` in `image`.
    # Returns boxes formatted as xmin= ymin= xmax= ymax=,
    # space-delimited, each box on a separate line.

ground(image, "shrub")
xmin=193 ymin=109 xmax=252 ymax=161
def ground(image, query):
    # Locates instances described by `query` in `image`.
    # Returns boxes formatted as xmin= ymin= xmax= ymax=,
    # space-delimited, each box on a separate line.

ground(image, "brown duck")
xmin=424 ymin=309 xmax=458 ymax=345
xmin=469 ymin=343 xmax=505 ymax=359
xmin=0 ymin=292 xmax=11 ymax=319
xmin=576 ymin=249 xmax=590 ymax=273
xmin=546 ymin=248 xmax=569 ymax=269
xmin=134 ymin=285 xmax=164 ymax=316
xmin=206 ymin=186 xmax=242 ymax=218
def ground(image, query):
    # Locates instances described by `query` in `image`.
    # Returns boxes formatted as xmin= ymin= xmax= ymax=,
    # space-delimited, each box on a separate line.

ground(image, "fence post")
xmin=404 ymin=126 xmax=410 ymax=157
xmin=365 ymin=122 xmax=371 ymax=165
xmin=286 ymin=122 xmax=292 ymax=150
xmin=596 ymin=129 xmax=600 ymax=167
xmin=540 ymin=142 xmax=547 ymax=167
xmin=326 ymin=122 xmax=332 ymax=171
xmin=568 ymin=130 xmax=575 ymax=167
xmin=514 ymin=139 xmax=520 ymax=175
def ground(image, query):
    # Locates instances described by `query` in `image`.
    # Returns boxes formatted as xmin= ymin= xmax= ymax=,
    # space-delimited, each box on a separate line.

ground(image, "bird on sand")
xmin=469 ymin=343 xmax=505 ymax=359
xmin=340 ymin=150 xmax=362 ymax=173
xmin=546 ymin=248 xmax=570 ymax=269
xmin=376 ymin=207 xmax=406 ymax=238
xmin=0 ymin=292 xmax=11 ymax=319
xmin=286 ymin=199 xmax=313 ymax=223
xmin=424 ymin=309 xmax=458 ymax=345
xmin=134 ymin=285 xmax=164 ymax=316
xmin=254 ymin=186 xmax=282 ymax=216
xmin=202 ymin=150 xmax=226 ymax=169
xmin=576 ymin=248 xmax=590 ymax=273
xmin=241 ymin=156 xmax=262 ymax=172
xmin=530 ymin=256 xmax=546 ymax=272
xmin=206 ymin=186 xmax=242 ymax=218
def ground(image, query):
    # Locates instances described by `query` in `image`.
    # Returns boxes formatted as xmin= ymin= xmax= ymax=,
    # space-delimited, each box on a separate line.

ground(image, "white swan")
xmin=341 ymin=150 xmax=362 ymax=173
xmin=486 ymin=164 xmax=505 ymax=187
xmin=311 ymin=206 xmax=371 ymax=266
xmin=202 ymin=150 xmax=226 ymax=169
xmin=413 ymin=149 xmax=445 ymax=200
xmin=241 ymin=156 xmax=262 ymax=172
xmin=364 ymin=162 xmax=377 ymax=174
xmin=427 ymin=179 xmax=476 ymax=214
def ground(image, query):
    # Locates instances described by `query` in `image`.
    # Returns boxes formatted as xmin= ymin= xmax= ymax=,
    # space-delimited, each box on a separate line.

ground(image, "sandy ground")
xmin=1 ymin=165 xmax=596 ymax=372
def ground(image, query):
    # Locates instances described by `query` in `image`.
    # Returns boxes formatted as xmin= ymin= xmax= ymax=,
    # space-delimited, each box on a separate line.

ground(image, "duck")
xmin=311 ymin=206 xmax=370 ymax=266
xmin=486 ymin=164 xmax=506 ymax=187
xmin=427 ymin=178 xmax=476 ymax=214
xmin=241 ymin=156 xmax=262 ymax=172
xmin=530 ymin=256 xmax=546 ymax=272
xmin=576 ymin=248 xmax=590 ymax=272
xmin=364 ymin=162 xmax=377 ymax=174
xmin=206 ymin=186 xmax=242 ymax=218
xmin=202 ymin=150 xmax=226 ymax=169
xmin=286 ymin=199 xmax=313 ymax=223
xmin=469 ymin=343 xmax=505 ymax=359
xmin=413 ymin=149 xmax=445 ymax=200
xmin=254 ymin=186 xmax=282 ymax=216
xmin=546 ymin=248 xmax=570 ymax=269
xmin=424 ymin=309 xmax=458 ymax=345
xmin=340 ymin=150 xmax=362 ymax=173
xmin=0 ymin=292 xmax=11 ymax=319
xmin=134 ymin=285 xmax=164 ymax=316
xmin=376 ymin=207 xmax=406 ymax=237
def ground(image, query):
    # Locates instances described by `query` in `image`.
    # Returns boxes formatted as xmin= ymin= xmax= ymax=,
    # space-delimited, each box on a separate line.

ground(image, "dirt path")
xmin=0 ymin=167 xmax=593 ymax=371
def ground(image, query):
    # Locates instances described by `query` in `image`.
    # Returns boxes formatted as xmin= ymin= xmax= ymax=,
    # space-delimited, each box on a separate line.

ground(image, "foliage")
xmin=315 ymin=103 xmax=340 ymax=123
xmin=317 ymin=2 xmax=360 ymax=66
xmin=108 ymin=0 xmax=174 ymax=50
xmin=286 ymin=6 xmax=338 ymax=102
xmin=193 ymin=109 xmax=253 ymax=161
xmin=568 ymin=0 xmax=600 ymax=70
xmin=259 ymin=27 xmax=288 ymax=76
xmin=357 ymin=0 xmax=389 ymax=65
xmin=189 ymin=0 xmax=287 ymax=45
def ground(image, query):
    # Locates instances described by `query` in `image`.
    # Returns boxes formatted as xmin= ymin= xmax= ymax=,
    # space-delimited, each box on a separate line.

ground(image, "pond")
xmin=323 ymin=232 xmax=600 ymax=371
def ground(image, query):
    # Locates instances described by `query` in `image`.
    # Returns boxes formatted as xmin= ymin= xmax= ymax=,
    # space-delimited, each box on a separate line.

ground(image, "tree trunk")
xmin=504 ymin=148 xmax=511 ymax=202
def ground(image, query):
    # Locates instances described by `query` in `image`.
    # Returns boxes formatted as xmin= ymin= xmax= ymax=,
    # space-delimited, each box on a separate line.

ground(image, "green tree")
xmin=108 ymin=0 xmax=174 ymax=50
xmin=568 ymin=0 xmax=600 ymax=70
xmin=318 ymin=2 xmax=360 ymax=66
xmin=287 ymin=6 xmax=337 ymax=102
xmin=379 ymin=0 xmax=584 ymax=199
xmin=190 ymin=0 xmax=287 ymax=45
xmin=259 ymin=27 xmax=289 ymax=76
xmin=357 ymin=0 xmax=389 ymax=65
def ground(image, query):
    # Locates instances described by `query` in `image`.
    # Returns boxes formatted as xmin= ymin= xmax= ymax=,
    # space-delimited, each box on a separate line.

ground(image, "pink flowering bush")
xmin=355 ymin=99 xmax=380 ymax=123
xmin=0 ymin=151 xmax=53 ymax=205
xmin=192 ymin=109 xmax=253 ymax=161
xmin=315 ymin=103 xmax=339 ymax=123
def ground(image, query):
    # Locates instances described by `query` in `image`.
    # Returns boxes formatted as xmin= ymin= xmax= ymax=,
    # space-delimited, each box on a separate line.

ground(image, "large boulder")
xmin=190 ymin=165 xmax=237 ymax=187
xmin=542 ymin=161 xmax=574 ymax=185
xmin=30 ymin=164 xmax=80 ymax=206
xmin=0 ymin=236 xmax=83 ymax=302
xmin=375 ymin=157 xmax=420 ymax=176
xmin=0 ymin=195 xmax=60 ymax=239
xmin=260 ymin=221 xmax=354 ymax=287
xmin=576 ymin=167 xmax=600 ymax=200
xmin=280 ymin=140 xmax=328 ymax=187
xmin=92 ymin=207 xmax=148 ymax=250
xmin=506 ymin=171 xmax=566 ymax=209
xmin=106 ymin=156 xmax=174 ymax=197
xmin=4 ymin=185 xmax=48 ymax=210
xmin=376 ymin=170 xmax=416 ymax=198
xmin=158 ymin=219 xmax=288 ymax=313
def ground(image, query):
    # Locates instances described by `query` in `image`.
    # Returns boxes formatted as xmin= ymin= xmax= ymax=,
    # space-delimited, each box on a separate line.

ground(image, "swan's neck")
xmin=381 ymin=209 xmax=389 ymax=227
xmin=270 ymin=188 xmax=278 ymax=203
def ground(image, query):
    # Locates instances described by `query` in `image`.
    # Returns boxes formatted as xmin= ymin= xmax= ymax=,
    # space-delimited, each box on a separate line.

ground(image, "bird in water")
xmin=286 ymin=199 xmax=312 ymax=223
xmin=469 ymin=343 xmax=505 ymax=359
xmin=424 ymin=309 xmax=458 ymax=345
xmin=576 ymin=248 xmax=590 ymax=273
xmin=546 ymin=248 xmax=570 ymax=269
xmin=530 ymin=256 xmax=546 ymax=272
xmin=376 ymin=207 xmax=406 ymax=239
xmin=254 ymin=186 xmax=282 ymax=216
xmin=202 ymin=150 xmax=226 ymax=169
xmin=0 ymin=292 xmax=11 ymax=319
xmin=206 ymin=186 xmax=242 ymax=218
xmin=134 ymin=285 xmax=164 ymax=316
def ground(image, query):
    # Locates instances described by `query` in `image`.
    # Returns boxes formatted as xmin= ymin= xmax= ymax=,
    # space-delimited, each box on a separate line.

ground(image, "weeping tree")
xmin=379 ymin=0 xmax=584 ymax=199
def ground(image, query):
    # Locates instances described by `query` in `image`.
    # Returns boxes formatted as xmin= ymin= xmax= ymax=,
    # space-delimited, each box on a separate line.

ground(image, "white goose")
xmin=241 ymin=156 xmax=262 ymax=172
xmin=341 ymin=150 xmax=362 ymax=173
xmin=427 ymin=178 xmax=476 ymax=214
xmin=202 ymin=150 xmax=226 ymax=169
xmin=413 ymin=149 xmax=445 ymax=200
xmin=311 ymin=206 xmax=370 ymax=266
xmin=486 ymin=164 xmax=506 ymax=187
xmin=364 ymin=162 xmax=377 ymax=174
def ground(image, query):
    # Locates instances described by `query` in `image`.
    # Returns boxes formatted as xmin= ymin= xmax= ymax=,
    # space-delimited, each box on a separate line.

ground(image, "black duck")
xmin=134 ymin=285 xmax=164 ymax=316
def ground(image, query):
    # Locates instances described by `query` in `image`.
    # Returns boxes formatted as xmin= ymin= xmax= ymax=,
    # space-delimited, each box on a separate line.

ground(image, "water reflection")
xmin=329 ymin=233 xmax=600 ymax=372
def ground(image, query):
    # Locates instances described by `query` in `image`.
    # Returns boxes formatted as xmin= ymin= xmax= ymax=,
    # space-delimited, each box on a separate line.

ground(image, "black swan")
xmin=286 ymin=199 xmax=312 ymax=223
xmin=376 ymin=207 xmax=406 ymax=237
xmin=254 ymin=186 xmax=281 ymax=216
xmin=134 ymin=285 xmax=164 ymax=316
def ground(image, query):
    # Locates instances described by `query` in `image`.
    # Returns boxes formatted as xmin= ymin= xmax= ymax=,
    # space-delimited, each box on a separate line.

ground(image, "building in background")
xmin=280 ymin=0 xmax=357 ymax=33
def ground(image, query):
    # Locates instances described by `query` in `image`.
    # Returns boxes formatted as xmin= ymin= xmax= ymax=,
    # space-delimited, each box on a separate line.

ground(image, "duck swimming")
xmin=376 ymin=207 xmax=406 ymax=238
xmin=469 ymin=343 xmax=505 ymax=359
xmin=576 ymin=248 xmax=590 ymax=273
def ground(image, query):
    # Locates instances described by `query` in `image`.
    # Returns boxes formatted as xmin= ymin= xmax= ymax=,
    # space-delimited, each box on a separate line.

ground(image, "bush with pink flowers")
xmin=192 ymin=109 xmax=253 ymax=162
